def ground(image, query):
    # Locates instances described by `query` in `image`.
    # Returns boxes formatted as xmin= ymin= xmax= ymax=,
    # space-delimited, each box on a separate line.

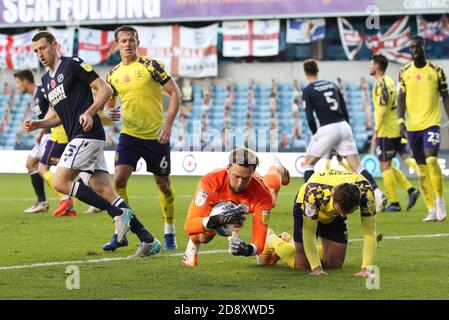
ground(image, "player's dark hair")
xmin=303 ymin=59 xmax=319 ymax=76
xmin=32 ymin=31 xmax=56 ymax=44
xmin=333 ymin=183 xmax=361 ymax=213
xmin=13 ymin=69 xmax=35 ymax=84
xmin=372 ymin=54 xmax=388 ymax=72
xmin=228 ymin=147 xmax=259 ymax=170
xmin=412 ymin=35 xmax=426 ymax=45
xmin=114 ymin=25 xmax=139 ymax=42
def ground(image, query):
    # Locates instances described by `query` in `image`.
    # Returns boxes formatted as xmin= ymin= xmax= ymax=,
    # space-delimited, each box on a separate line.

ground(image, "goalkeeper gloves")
xmin=206 ymin=204 xmax=247 ymax=229
xmin=228 ymin=234 xmax=254 ymax=256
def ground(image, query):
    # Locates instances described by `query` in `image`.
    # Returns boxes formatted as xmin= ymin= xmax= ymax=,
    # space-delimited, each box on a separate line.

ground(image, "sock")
xmin=374 ymin=188 xmax=384 ymax=201
xmin=404 ymin=157 xmax=419 ymax=174
xmin=112 ymin=197 xmax=154 ymax=243
xmin=185 ymin=237 xmax=200 ymax=254
xmin=339 ymin=161 xmax=352 ymax=172
xmin=70 ymin=178 xmax=122 ymax=218
xmin=358 ymin=167 xmax=379 ymax=190
xmin=190 ymin=234 xmax=202 ymax=245
xmin=43 ymin=171 xmax=65 ymax=198
xmin=269 ymin=235 xmax=295 ymax=269
xmin=316 ymin=244 xmax=324 ymax=261
xmin=392 ymin=166 xmax=413 ymax=191
xmin=159 ymin=185 xmax=175 ymax=225
xmin=418 ymin=164 xmax=435 ymax=210
xmin=114 ymin=186 xmax=129 ymax=204
xmin=325 ymin=159 xmax=331 ymax=170
xmin=382 ymin=168 xmax=398 ymax=203
xmin=164 ymin=224 xmax=175 ymax=235
xmin=30 ymin=170 xmax=46 ymax=202
xmin=304 ymin=165 xmax=315 ymax=183
xmin=426 ymin=157 xmax=443 ymax=198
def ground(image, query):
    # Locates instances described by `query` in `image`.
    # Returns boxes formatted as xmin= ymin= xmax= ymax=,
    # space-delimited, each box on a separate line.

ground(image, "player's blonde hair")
xmin=228 ymin=147 xmax=259 ymax=170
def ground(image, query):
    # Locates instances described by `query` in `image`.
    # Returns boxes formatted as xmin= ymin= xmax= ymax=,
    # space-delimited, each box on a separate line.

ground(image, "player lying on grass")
xmin=254 ymin=169 xmax=377 ymax=278
xmin=182 ymin=147 xmax=290 ymax=267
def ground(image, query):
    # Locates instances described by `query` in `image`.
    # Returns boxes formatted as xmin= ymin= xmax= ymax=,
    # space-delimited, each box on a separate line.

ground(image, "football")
xmin=210 ymin=201 xmax=245 ymax=237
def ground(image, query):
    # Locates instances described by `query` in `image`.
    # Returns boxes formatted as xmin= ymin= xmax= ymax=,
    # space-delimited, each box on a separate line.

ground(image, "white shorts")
xmin=57 ymin=138 xmax=108 ymax=173
xmin=30 ymin=133 xmax=51 ymax=159
xmin=306 ymin=121 xmax=358 ymax=158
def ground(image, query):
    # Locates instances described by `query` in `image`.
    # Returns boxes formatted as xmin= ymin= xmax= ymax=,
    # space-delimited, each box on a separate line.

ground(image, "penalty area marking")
xmin=1 ymin=233 xmax=449 ymax=271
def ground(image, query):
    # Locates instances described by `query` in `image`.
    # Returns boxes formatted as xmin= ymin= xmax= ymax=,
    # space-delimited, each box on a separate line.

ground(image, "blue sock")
xmin=304 ymin=169 xmax=315 ymax=183
xmin=112 ymin=197 xmax=154 ymax=243
xmin=70 ymin=179 xmax=122 ymax=218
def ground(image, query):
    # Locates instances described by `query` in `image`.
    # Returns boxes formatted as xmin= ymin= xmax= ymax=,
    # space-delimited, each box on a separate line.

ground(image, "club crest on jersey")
xmin=81 ymin=62 xmax=93 ymax=72
xmin=57 ymin=74 xmax=64 ymax=83
xmin=195 ymin=188 xmax=208 ymax=206
xmin=135 ymin=69 xmax=144 ymax=80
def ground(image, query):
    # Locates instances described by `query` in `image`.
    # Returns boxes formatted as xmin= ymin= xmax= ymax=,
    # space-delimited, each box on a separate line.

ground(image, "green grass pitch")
xmin=0 ymin=173 xmax=448 ymax=300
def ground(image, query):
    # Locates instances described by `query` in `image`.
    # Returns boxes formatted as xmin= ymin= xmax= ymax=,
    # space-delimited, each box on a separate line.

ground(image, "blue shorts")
xmin=115 ymin=133 xmax=171 ymax=176
xmin=293 ymin=202 xmax=348 ymax=244
xmin=39 ymin=140 xmax=67 ymax=166
xmin=407 ymin=126 xmax=440 ymax=164
xmin=375 ymin=137 xmax=401 ymax=162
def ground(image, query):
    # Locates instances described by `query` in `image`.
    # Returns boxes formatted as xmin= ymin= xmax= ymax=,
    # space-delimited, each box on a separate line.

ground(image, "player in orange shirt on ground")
xmin=182 ymin=147 xmax=290 ymax=267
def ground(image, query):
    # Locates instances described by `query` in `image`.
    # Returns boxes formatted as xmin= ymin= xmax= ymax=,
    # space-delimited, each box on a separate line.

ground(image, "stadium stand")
xmin=1 ymin=79 xmax=373 ymax=152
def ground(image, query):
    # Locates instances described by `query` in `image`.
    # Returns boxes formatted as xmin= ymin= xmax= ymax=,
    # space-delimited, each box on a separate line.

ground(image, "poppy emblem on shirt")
xmin=416 ymin=74 xmax=422 ymax=81
xmin=124 ymin=74 xmax=130 ymax=83
xmin=50 ymin=79 xmax=56 ymax=89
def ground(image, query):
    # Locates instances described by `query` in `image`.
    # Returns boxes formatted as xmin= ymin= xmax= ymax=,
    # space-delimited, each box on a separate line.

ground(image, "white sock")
xmin=185 ymin=238 xmax=199 ymax=255
xmin=164 ymin=224 xmax=175 ymax=234
xmin=374 ymin=188 xmax=384 ymax=199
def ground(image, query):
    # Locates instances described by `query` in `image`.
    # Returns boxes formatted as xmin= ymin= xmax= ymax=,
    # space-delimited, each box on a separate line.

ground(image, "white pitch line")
xmin=2 ymin=233 xmax=449 ymax=271
xmin=0 ymin=250 xmax=227 ymax=271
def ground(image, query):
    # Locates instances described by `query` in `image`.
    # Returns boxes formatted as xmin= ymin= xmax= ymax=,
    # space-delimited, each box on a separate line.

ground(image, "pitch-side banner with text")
xmin=0 ymin=0 xmax=375 ymax=27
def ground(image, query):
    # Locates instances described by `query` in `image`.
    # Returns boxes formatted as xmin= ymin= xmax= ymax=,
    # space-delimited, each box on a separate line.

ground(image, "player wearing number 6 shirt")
xmin=398 ymin=35 xmax=449 ymax=222
xmin=301 ymin=59 xmax=387 ymax=213
xmin=103 ymin=25 xmax=182 ymax=252
xmin=182 ymin=148 xmax=290 ymax=267
xmin=24 ymin=31 xmax=160 ymax=259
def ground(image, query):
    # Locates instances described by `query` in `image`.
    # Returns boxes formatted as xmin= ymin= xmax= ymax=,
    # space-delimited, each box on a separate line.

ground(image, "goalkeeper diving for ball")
xmin=182 ymin=147 xmax=290 ymax=267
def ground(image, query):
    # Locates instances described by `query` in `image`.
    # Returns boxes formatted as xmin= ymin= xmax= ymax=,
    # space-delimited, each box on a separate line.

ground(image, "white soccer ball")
xmin=210 ymin=201 xmax=245 ymax=237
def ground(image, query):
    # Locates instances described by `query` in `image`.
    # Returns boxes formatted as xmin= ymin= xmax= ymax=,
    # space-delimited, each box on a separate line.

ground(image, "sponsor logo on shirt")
xmin=195 ymin=188 xmax=208 ymax=206
xmin=48 ymin=84 xmax=67 ymax=107
xmin=81 ymin=62 xmax=93 ymax=72
xmin=261 ymin=210 xmax=270 ymax=225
